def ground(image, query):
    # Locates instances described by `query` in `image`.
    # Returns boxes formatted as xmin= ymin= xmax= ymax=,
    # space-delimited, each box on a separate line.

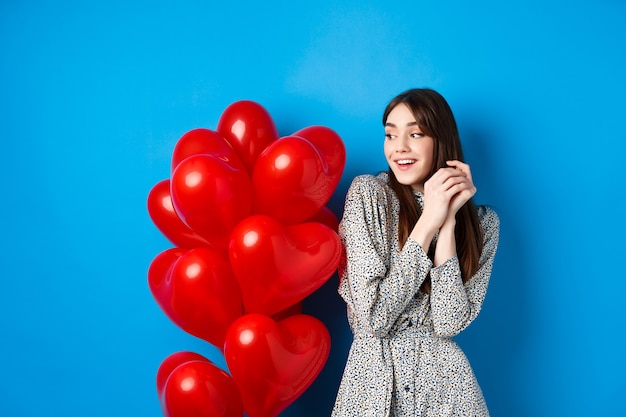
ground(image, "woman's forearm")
xmin=434 ymin=219 xmax=456 ymax=267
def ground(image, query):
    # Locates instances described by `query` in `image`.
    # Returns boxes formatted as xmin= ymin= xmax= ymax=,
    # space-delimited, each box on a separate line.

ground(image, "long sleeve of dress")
xmin=338 ymin=175 xmax=433 ymax=337
xmin=429 ymin=206 xmax=500 ymax=337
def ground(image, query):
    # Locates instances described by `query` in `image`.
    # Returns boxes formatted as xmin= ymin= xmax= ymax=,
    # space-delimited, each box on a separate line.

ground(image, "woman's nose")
xmin=395 ymin=136 xmax=410 ymax=152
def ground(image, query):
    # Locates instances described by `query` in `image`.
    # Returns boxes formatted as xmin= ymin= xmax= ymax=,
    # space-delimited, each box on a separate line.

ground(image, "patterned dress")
xmin=332 ymin=173 xmax=500 ymax=417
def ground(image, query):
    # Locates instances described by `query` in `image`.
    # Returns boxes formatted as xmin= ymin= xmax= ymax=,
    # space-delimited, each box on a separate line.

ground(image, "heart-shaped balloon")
xmin=228 ymin=215 xmax=341 ymax=316
xmin=217 ymin=100 xmax=279 ymax=173
xmin=148 ymin=247 xmax=244 ymax=348
xmin=147 ymin=179 xmax=212 ymax=249
xmin=157 ymin=351 xmax=212 ymax=399
xmin=170 ymin=154 xmax=252 ymax=248
xmin=223 ymin=314 xmax=330 ymax=417
xmin=171 ymin=128 xmax=245 ymax=173
xmin=252 ymin=136 xmax=336 ymax=224
xmin=293 ymin=125 xmax=346 ymax=185
xmin=148 ymin=247 xmax=187 ymax=319
xmin=161 ymin=359 xmax=243 ymax=417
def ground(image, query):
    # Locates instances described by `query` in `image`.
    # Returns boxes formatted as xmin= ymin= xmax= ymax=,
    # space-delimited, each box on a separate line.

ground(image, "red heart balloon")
xmin=157 ymin=351 xmax=212 ymax=398
xmin=147 ymin=179 xmax=212 ymax=249
xmin=170 ymin=154 xmax=252 ymax=248
xmin=223 ymin=314 xmax=330 ymax=417
xmin=217 ymin=100 xmax=279 ymax=172
xmin=228 ymin=215 xmax=341 ymax=316
xmin=161 ymin=359 xmax=244 ymax=417
xmin=171 ymin=128 xmax=244 ymax=173
xmin=293 ymin=125 xmax=346 ymax=183
xmin=148 ymin=247 xmax=187 ymax=319
xmin=148 ymin=247 xmax=244 ymax=348
xmin=252 ymin=136 xmax=335 ymax=224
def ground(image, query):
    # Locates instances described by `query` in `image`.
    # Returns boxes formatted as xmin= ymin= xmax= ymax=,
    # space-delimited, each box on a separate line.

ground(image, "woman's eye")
xmin=385 ymin=133 xmax=395 ymax=140
xmin=411 ymin=133 xmax=424 ymax=138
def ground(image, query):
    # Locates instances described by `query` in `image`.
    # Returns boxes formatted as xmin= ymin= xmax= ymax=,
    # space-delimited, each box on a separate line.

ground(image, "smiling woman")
xmin=332 ymin=88 xmax=499 ymax=417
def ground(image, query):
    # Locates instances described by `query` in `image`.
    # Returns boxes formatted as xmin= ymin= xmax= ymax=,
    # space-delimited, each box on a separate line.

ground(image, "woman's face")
xmin=384 ymin=103 xmax=434 ymax=192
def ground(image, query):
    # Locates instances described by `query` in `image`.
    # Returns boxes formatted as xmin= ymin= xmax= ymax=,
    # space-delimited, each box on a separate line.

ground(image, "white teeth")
xmin=397 ymin=159 xmax=416 ymax=165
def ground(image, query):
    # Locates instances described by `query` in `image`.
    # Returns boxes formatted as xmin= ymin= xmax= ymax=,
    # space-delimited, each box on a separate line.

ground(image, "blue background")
xmin=1 ymin=0 xmax=625 ymax=416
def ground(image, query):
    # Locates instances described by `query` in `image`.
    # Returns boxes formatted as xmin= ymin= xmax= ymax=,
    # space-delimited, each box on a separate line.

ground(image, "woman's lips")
xmin=394 ymin=159 xmax=416 ymax=170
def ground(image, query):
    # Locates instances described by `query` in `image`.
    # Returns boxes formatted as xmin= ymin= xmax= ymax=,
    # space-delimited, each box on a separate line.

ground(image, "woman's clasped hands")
xmin=422 ymin=160 xmax=476 ymax=230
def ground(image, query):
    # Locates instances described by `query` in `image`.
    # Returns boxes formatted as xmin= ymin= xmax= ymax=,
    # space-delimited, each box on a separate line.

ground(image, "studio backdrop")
xmin=1 ymin=0 xmax=624 ymax=416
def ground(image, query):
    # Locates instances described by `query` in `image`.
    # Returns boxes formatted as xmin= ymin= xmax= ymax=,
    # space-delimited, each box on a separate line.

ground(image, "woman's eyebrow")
xmin=384 ymin=121 xmax=419 ymax=127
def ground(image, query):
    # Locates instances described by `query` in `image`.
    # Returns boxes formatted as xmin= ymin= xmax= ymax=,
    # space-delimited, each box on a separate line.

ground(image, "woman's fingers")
xmin=446 ymin=160 xmax=473 ymax=182
xmin=445 ymin=179 xmax=474 ymax=203
xmin=448 ymin=175 xmax=477 ymax=215
xmin=425 ymin=164 xmax=474 ymax=203
xmin=431 ymin=166 xmax=464 ymax=181
xmin=431 ymin=167 xmax=469 ymax=193
xmin=423 ymin=163 xmax=477 ymax=226
xmin=444 ymin=161 xmax=475 ymax=193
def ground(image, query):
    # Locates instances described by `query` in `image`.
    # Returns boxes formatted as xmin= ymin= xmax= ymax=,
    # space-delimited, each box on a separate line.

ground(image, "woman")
xmin=332 ymin=88 xmax=500 ymax=416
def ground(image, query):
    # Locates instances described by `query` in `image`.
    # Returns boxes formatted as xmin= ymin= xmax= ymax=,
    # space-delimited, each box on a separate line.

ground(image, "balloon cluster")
xmin=147 ymin=100 xmax=346 ymax=417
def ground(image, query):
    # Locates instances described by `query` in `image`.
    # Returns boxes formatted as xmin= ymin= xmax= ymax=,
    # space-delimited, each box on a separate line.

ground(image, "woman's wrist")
xmin=410 ymin=216 xmax=438 ymax=251
xmin=439 ymin=217 xmax=456 ymax=235
xmin=434 ymin=218 xmax=457 ymax=267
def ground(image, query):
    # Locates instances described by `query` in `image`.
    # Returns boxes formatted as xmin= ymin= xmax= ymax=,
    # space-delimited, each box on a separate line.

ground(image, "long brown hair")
xmin=383 ymin=88 xmax=483 ymax=293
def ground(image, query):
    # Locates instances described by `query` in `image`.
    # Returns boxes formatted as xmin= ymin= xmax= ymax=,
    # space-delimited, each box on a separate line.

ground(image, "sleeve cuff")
xmin=430 ymin=254 xmax=459 ymax=282
xmin=404 ymin=237 xmax=434 ymax=269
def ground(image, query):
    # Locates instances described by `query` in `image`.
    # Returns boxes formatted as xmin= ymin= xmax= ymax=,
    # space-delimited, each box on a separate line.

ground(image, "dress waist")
xmin=354 ymin=320 xmax=436 ymax=341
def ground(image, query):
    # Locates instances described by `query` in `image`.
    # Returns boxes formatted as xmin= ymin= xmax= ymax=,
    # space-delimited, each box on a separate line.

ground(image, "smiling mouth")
xmin=396 ymin=159 xmax=416 ymax=165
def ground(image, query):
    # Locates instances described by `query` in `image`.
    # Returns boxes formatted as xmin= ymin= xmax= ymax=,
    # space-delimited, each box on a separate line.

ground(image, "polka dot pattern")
xmin=332 ymin=173 xmax=500 ymax=417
